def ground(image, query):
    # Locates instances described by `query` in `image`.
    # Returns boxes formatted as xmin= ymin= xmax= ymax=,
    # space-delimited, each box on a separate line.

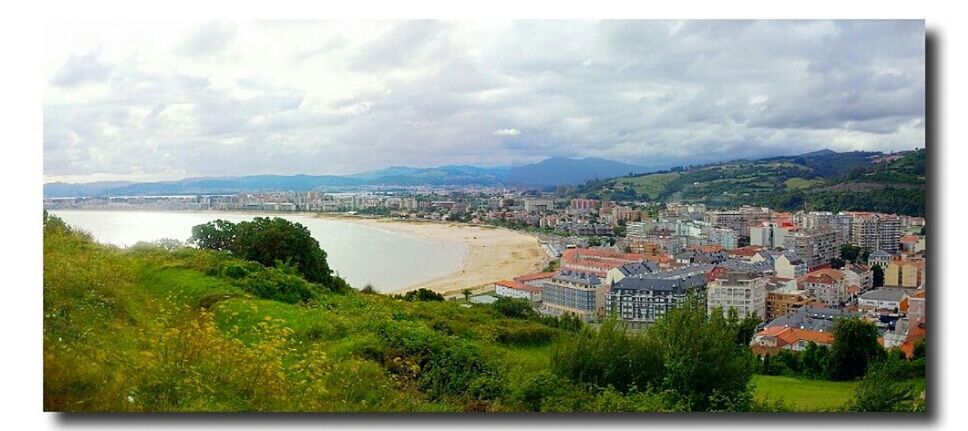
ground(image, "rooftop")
xmin=859 ymin=288 xmax=915 ymax=303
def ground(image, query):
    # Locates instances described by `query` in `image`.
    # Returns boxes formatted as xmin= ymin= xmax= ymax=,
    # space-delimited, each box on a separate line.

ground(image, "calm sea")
xmin=49 ymin=210 xmax=466 ymax=292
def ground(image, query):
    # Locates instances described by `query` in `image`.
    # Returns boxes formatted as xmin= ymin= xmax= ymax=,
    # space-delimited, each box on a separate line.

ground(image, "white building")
xmin=707 ymin=271 xmax=767 ymax=319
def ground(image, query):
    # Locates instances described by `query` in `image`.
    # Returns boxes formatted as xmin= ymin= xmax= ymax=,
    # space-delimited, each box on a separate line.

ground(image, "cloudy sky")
xmin=44 ymin=20 xmax=925 ymax=183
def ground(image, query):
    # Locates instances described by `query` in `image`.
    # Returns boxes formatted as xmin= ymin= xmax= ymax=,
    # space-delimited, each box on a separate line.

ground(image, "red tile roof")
xmin=513 ymin=272 xmax=557 ymax=282
xmin=494 ymin=279 xmax=541 ymax=293
xmin=755 ymin=327 xmax=835 ymax=349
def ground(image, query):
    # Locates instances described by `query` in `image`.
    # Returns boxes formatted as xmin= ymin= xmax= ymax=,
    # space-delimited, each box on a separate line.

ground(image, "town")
xmin=44 ymin=189 xmax=927 ymax=360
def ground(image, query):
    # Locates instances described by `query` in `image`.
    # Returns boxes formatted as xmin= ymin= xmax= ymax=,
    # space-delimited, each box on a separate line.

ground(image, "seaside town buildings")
xmin=47 ymin=189 xmax=926 ymax=355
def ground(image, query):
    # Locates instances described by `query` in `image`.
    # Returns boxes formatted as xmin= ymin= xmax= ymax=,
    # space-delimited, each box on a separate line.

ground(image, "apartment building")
xmin=765 ymin=289 xmax=811 ymax=320
xmin=706 ymin=271 xmax=768 ymax=319
xmin=607 ymin=272 xmax=707 ymax=328
xmin=540 ymin=270 xmax=606 ymax=322
xmin=782 ymin=228 xmax=842 ymax=269
xmin=797 ymin=268 xmax=848 ymax=308
xmin=848 ymin=212 xmax=902 ymax=253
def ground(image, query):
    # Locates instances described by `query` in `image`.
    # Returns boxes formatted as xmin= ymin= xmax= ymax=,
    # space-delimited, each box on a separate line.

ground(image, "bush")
xmin=375 ymin=321 xmax=504 ymax=403
xmin=492 ymin=297 xmax=537 ymax=319
xmin=190 ymin=217 xmax=347 ymax=292
xmin=398 ymin=288 xmax=445 ymax=302
xmin=849 ymin=356 xmax=924 ymax=412
xmin=551 ymin=318 xmax=664 ymax=394
xmin=495 ymin=323 xmax=557 ymax=345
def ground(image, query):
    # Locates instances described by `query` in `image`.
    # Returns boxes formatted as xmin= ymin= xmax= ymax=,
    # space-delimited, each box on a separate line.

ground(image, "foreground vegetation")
xmin=43 ymin=213 xmax=924 ymax=412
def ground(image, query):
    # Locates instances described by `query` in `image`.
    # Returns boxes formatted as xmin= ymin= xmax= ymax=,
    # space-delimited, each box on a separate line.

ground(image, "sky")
xmin=44 ymin=20 xmax=926 ymax=183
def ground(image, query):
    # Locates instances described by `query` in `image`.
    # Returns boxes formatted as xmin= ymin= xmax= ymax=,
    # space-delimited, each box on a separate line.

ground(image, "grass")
xmin=43 ymin=217 xmax=566 ymax=412
xmin=785 ymin=177 xmax=823 ymax=190
xmin=752 ymin=375 xmax=857 ymax=411
xmin=615 ymin=172 xmax=681 ymax=200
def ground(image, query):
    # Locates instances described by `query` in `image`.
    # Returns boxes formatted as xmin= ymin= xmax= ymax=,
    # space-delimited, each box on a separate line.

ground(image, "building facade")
xmin=706 ymin=271 xmax=767 ymax=318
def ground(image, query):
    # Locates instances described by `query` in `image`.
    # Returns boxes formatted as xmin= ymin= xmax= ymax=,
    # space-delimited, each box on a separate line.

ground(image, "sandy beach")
xmin=315 ymin=214 xmax=549 ymax=297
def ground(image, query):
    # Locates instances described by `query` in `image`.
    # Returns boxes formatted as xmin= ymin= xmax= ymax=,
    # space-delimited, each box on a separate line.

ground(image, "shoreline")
xmin=312 ymin=213 xmax=549 ymax=297
xmin=49 ymin=208 xmax=550 ymax=297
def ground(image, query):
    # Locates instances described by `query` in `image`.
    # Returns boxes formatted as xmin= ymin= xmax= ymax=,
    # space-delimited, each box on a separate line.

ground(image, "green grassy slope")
xmin=45 ymin=216 xmax=894 ymax=413
xmin=752 ymin=375 xmax=858 ymax=412
xmin=43 ymin=219 xmax=558 ymax=412
xmin=569 ymin=149 xmax=925 ymax=216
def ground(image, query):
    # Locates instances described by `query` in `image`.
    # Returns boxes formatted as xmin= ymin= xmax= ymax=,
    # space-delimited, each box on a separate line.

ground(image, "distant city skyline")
xmin=45 ymin=20 xmax=925 ymax=183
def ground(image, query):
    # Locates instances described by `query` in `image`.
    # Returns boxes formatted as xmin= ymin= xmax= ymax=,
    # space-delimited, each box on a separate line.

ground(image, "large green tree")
xmin=654 ymin=302 xmax=756 ymax=411
xmin=826 ymin=318 xmax=885 ymax=380
xmin=191 ymin=217 xmax=339 ymax=288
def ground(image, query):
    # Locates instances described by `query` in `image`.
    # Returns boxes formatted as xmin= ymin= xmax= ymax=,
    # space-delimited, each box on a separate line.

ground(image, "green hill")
xmin=569 ymin=149 xmax=925 ymax=216
xmin=43 ymin=213 xmax=925 ymax=412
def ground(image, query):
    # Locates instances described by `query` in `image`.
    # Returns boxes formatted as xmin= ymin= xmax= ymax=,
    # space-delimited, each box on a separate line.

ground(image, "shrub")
xmin=492 ymin=297 xmax=537 ymax=319
xmin=399 ymin=288 xmax=445 ymax=302
xmin=495 ymin=323 xmax=556 ymax=345
xmin=190 ymin=217 xmax=348 ymax=292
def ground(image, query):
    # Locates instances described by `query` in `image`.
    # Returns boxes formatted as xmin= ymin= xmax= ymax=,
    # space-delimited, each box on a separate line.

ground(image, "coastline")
xmin=312 ymin=213 xmax=549 ymax=297
xmin=49 ymin=208 xmax=550 ymax=297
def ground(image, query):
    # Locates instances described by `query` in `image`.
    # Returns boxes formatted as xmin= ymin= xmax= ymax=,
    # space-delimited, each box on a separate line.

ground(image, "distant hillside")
xmin=370 ymin=165 xmax=511 ymax=186
xmin=568 ymin=149 xmax=925 ymax=216
xmin=44 ymin=157 xmax=642 ymax=197
xmin=43 ymin=181 xmax=135 ymax=198
xmin=507 ymin=157 xmax=647 ymax=187
xmin=764 ymin=149 xmax=926 ymax=216
xmin=80 ymin=175 xmax=364 ymax=197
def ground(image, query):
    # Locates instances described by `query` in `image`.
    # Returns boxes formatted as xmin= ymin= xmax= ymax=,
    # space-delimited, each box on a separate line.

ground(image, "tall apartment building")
xmin=782 ymin=228 xmax=842 ymax=269
xmin=523 ymin=198 xmax=555 ymax=213
xmin=607 ymin=272 xmax=707 ymax=328
xmin=706 ymin=271 xmax=768 ymax=319
xmin=706 ymin=226 xmax=739 ymax=250
xmin=705 ymin=206 xmax=772 ymax=237
xmin=848 ymin=212 xmax=902 ymax=253
xmin=540 ymin=270 xmax=606 ymax=322
xmin=793 ymin=212 xmax=852 ymax=243
xmin=570 ymin=198 xmax=599 ymax=211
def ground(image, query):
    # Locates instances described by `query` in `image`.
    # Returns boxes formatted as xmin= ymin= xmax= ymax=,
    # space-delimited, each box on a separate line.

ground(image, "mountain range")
xmin=44 ymin=157 xmax=648 ymax=198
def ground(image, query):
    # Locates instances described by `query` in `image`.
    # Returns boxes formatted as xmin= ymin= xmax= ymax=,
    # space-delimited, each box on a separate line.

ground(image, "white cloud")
xmin=493 ymin=128 xmax=521 ymax=136
xmin=44 ymin=20 xmax=925 ymax=182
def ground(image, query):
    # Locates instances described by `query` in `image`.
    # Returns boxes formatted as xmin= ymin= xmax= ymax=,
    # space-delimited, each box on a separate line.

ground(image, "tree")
xmin=830 ymin=257 xmax=846 ymax=269
xmin=826 ymin=318 xmax=885 ymax=380
xmin=650 ymin=299 xmax=756 ymax=411
xmin=725 ymin=307 xmax=761 ymax=347
xmin=191 ymin=217 xmax=343 ymax=290
xmin=840 ymin=244 xmax=863 ymax=263
xmin=801 ymin=342 xmax=830 ymax=378
xmin=849 ymin=356 xmax=923 ymax=412
xmin=542 ymin=259 xmax=560 ymax=273
xmin=462 ymin=288 xmax=473 ymax=302
xmin=872 ymin=264 xmax=885 ymax=288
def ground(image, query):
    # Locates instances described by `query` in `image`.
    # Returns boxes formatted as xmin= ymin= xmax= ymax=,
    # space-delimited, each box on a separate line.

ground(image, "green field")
xmin=752 ymin=375 xmax=857 ymax=411
xmin=784 ymin=177 xmax=823 ymax=190
xmin=614 ymin=172 xmax=681 ymax=200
